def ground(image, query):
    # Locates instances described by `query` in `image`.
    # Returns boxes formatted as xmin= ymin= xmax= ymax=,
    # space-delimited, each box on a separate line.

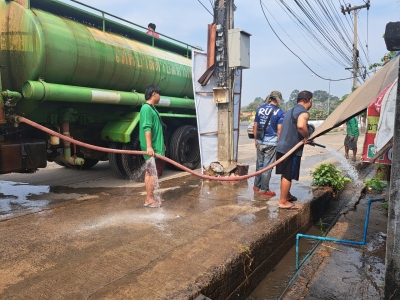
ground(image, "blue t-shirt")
xmin=277 ymin=104 xmax=309 ymax=156
xmin=254 ymin=103 xmax=285 ymax=146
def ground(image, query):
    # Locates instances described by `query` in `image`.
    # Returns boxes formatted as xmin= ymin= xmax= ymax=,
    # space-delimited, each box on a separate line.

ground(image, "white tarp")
xmin=192 ymin=51 xmax=242 ymax=171
xmin=375 ymin=78 xmax=397 ymax=154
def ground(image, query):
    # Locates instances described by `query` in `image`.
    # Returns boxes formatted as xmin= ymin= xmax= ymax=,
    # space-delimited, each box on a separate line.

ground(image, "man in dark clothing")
xmin=253 ymin=91 xmax=285 ymax=196
xmin=276 ymin=90 xmax=313 ymax=209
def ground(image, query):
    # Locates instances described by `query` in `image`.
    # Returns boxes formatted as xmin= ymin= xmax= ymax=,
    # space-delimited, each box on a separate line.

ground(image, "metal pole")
xmin=353 ymin=9 xmax=358 ymax=90
xmin=328 ymin=79 xmax=330 ymax=116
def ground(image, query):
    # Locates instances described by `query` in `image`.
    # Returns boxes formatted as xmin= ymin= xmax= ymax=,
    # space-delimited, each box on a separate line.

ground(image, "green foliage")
xmin=242 ymin=97 xmax=264 ymax=112
xmin=368 ymin=51 xmax=396 ymax=70
xmin=364 ymin=178 xmax=388 ymax=192
xmin=311 ymin=163 xmax=351 ymax=192
xmin=381 ymin=202 xmax=388 ymax=210
xmin=289 ymin=89 xmax=299 ymax=103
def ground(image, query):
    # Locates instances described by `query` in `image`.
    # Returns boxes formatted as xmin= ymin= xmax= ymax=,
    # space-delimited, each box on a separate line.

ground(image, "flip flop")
xmin=288 ymin=196 xmax=298 ymax=202
xmin=144 ymin=202 xmax=161 ymax=208
xmin=279 ymin=204 xmax=298 ymax=210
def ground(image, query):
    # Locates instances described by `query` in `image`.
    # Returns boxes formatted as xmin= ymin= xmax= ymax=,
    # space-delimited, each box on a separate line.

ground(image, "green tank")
xmin=0 ymin=0 xmax=200 ymax=178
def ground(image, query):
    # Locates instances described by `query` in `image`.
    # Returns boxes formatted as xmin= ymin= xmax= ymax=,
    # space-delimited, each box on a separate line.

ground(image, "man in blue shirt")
xmin=253 ymin=91 xmax=285 ymax=196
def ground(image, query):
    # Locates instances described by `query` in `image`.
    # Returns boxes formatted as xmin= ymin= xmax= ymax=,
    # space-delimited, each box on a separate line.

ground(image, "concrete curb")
xmin=163 ymin=189 xmax=335 ymax=299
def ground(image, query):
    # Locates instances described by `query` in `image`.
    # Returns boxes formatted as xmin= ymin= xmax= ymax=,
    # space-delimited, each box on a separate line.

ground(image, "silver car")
xmin=247 ymin=122 xmax=254 ymax=139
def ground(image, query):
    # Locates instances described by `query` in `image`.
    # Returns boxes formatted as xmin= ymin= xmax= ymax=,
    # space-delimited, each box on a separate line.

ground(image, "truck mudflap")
xmin=0 ymin=140 xmax=47 ymax=174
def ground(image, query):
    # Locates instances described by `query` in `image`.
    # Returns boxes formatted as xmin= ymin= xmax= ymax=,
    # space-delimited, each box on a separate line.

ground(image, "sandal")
xmin=279 ymin=204 xmax=298 ymax=210
xmin=144 ymin=201 xmax=161 ymax=208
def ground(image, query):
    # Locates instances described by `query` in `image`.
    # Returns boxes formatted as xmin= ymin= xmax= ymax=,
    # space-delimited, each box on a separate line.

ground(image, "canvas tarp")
xmin=361 ymin=79 xmax=396 ymax=164
xmin=310 ymin=55 xmax=400 ymax=140
xmin=192 ymin=51 xmax=242 ymax=170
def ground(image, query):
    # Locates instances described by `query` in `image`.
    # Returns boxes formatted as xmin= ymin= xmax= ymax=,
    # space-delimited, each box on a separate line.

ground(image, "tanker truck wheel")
xmin=109 ymin=142 xmax=128 ymax=178
xmin=120 ymin=130 xmax=145 ymax=181
xmin=169 ymin=125 xmax=200 ymax=170
xmin=79 ymin=158 xmax=99 ymax=169
xmin=53 ymin=157 xmax=98 ymax=169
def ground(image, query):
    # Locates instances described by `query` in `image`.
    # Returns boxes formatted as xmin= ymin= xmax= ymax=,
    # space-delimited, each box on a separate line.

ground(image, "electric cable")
xmin=260 ymin=0 xmax=373 ymax=82
xmin=197 ymin=0 xmax=214 ymax=16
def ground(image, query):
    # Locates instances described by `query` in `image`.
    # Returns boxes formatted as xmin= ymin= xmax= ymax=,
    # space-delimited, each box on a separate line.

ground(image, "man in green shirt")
xmin=140 ymin=84 xmax=165 ymax=208
xmin=344 ymin=116 xmax=359 ymax=161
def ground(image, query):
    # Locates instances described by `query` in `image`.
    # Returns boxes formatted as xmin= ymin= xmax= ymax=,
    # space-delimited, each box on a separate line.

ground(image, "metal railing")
xmin=69 ymin=0 xmax=202 ymax=54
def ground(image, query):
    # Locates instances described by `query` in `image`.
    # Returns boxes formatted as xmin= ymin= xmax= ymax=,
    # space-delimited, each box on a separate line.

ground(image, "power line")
xmin=259 ymin=0 xmax=374 ymax=82
xmin=197 ymin=0 xmax=214 ymax=16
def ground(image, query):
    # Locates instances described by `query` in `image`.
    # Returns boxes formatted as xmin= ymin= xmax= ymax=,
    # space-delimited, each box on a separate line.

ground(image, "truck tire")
xmin=120 ymin=131 xmax=145 ymax=181
xmin=108 ymin=142 xmax=128 ymax=178
xmin=53 ymin=157 xmax=98 ymax=169
xmin=169 ymin=125 xmax=200 ymax=170
xmin=80 ymin=158 xmax=99 ymax=169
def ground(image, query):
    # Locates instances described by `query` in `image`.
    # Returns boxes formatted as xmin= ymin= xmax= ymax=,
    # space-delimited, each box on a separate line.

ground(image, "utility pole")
xmin=384 ymin=21 xmax=400 ymax=300
xmin=214 ymin=0 xmax=235 ymax=168
xmin=341 ymin=1 xmax=370 ymax=90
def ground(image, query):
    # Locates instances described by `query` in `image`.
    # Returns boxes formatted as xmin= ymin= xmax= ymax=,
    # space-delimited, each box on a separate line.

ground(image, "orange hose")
xmin=19 ymin=117 xmax=305 ymax=181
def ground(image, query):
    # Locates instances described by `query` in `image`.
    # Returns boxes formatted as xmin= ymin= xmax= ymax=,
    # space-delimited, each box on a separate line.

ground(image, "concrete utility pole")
xmin=341 ymin=1 xmax=370 ymax=90
xmin=384 ymin=21 xmax=400 ymax=300
xmin=214 ymin=0 xmax=235 ymax=168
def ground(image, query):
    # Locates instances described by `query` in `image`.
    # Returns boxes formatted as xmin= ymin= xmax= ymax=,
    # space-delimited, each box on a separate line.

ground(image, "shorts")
xmin=275 ymin=152 xmax=301 ymax=181
xmin=145 ymin=158 xmax=164 ymax=177
xmin=344 ymin=135 xmax=358 ymax=150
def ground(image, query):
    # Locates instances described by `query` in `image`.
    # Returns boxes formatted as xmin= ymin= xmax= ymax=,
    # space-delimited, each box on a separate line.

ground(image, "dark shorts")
xmin=275 ymin=152 xmax=301 ymax=181
xmin=145 ymin=158 xmax=164 ymax=177
xmin=344 ymin=135 xmax=358 ymax=150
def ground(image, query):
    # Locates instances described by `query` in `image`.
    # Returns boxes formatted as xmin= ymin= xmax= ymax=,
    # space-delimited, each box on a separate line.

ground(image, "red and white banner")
xmin=361 ymin=79 xmax=396 ymax=165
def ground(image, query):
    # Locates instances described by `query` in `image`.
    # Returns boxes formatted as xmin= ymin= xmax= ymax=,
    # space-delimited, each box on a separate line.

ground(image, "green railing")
xmin=69 ymin=0 xmax=202 ymax=57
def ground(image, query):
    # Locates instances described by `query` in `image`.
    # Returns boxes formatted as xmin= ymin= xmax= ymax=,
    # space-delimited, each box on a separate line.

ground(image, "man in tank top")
xmin=275 ymin=91 xmax=314 ymax=209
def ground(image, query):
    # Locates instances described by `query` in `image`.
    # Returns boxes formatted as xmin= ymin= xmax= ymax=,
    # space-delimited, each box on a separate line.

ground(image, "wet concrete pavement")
xmin=0 ymin=129 xmax=381 ymax=299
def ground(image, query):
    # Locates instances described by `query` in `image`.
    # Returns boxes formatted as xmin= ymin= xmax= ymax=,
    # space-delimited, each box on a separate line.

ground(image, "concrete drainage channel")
xmin=191 ymin=188 xmax=341 ymax=300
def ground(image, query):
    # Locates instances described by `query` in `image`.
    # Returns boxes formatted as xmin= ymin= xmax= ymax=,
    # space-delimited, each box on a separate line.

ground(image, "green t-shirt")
xmin=139 ymin=104 xmax=165 ymax=160
xmin=346 ymin=117 xmax=359 ymax=138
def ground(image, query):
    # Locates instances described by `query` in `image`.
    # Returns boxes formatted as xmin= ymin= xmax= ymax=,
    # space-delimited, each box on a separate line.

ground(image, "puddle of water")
xmin=237 ymin=213 xmax=256 ymax=224
xmin=76 ymin=209 xmax=178 ymax=233
xmin=0 ymin=180 xmax=50 ymax=217
xmin=247 ymin=226 xmax=320 ymax=300
xmin=247 ymin=198 xmax=347 ymax=300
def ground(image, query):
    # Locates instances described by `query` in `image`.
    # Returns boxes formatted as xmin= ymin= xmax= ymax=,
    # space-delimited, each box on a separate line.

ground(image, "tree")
xmin=369 ymin=35 xmax=397 ymax=71
xmin=288 ymin=89 xmax=299 ymax=104
xmin=312 ymin=90 xmax=331 ymax=102
xmin=242 ymin=97 xmax=264 ymax=112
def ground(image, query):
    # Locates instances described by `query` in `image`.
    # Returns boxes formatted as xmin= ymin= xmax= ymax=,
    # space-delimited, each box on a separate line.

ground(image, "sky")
xmin=60 ymin=0 xmax=400 ymax=106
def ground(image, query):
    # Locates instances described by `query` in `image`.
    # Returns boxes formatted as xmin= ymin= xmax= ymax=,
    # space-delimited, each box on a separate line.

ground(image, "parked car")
xmin=247 ymin=122 xmax=254 ymax=139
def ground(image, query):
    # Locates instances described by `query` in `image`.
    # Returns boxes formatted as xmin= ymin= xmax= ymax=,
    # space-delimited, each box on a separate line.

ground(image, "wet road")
xmin=0 ymin=126 xmax=361 ymax=299
xmin=0 ymin=124 xmax=255 ymax=218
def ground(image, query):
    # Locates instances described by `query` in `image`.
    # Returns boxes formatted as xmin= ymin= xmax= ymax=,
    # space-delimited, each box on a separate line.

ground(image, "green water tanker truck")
xmin=0 ymin=0 xmax=200 ymax=178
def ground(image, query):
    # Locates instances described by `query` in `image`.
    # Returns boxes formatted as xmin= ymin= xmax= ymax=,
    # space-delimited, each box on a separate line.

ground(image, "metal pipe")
xmin=22 ymin=81 xmax=196 ymax=110
xmin=2 ymin=90 xmax=22 ymax=106
xmin=57 ymin=121 xmax=84 ymax=166
xmin=295 ymin=198 xmax=385 ymax=269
